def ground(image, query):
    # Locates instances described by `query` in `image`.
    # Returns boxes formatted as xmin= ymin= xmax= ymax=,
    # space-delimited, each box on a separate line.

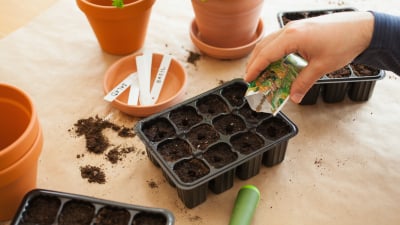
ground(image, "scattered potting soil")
xmin=196 ymin=94 xmax=229 ymax=116
xmin=173 ymin=158 xmax=210 ymax=183
xmin=106 ymin=146 xmax=135 ymax=164
xmin=326 ymin=66 xmax=351 ymax=78
xmin=169 ymin=106 xmax=203 ymax=130
xmin=73 ymin=116 xmax=135 ymax=154
xmin=80 ymin=165 xmax=106 ymax=184
xmin=22 ymin=196 xmax=61 ymax=225
xmin=187 ymin=124 xmax=219 ymax=150
xmin=187 ymin=51 xmax=201 ymax=65
xmin=203 ymin=143 xmax=238 ymax=168
xmin=142 ymin=118 xmax=175 ymax=142
xmin=94 ymin=207 xmax=130 ymax=225
xmin=58 ymin=201 xmax=95 ymax=225
xmin=230 ymin=132 xmax=264 ymax=154
xmin=157 ymin=138 xmax=192 ymax=162
xmin=132 ymin=212 xmax=167 ymax=225
xmin=213 ymin=114 xmax=246 ymax=135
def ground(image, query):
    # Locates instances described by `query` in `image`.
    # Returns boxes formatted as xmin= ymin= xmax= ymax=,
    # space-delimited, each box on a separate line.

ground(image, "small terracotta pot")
xmin=0 ymin=83 xmax=40 ymax=171
xmin=191 ymin=0 xmax=264 ymax=48
xmin=76 ymin=0 xmax=156 ymax=55
xmin=0 ymin=83 xmax=43 ymax=221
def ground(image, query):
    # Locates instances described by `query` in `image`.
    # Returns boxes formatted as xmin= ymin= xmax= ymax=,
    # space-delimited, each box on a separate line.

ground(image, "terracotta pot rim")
xmin=0 ymin=127 xmax=43 ymax=186
xmin=0 ymin=84 xmax=39 ymax=164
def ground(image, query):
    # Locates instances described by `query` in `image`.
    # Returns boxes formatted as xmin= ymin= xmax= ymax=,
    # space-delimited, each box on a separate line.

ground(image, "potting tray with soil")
xmin=135 ymin=79 xmax=298 ymax=208
xmin=10 ymin=189 xmax=174 ymax=225
xmin=277 ymin=7 xmax=386 ymax=105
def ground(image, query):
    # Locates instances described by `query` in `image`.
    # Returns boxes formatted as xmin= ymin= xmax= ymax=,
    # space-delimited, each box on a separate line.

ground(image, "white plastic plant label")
xmin=150 ymin=55 xmax=171 ymax=104
xmin=245 ymin=54 xmax=307 ymax=116
xmin=136 ymin=51 xmax=153 ymax=106
xmin=104 ymin=73 xmax=136 ymax=102
xmin=127 ymin=73 xmax=140 ymax=105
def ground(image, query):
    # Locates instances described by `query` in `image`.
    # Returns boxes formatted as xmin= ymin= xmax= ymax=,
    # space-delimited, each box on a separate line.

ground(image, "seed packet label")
xmin=150 ymin=55 xmax=171 ymax=104
xmin=245 ymin=54 xmax=307 ymax=116
xmin=127 ymin=73 xmax=140 ymax=105
xmin=104 ymin=74 xmax=135 ymax=102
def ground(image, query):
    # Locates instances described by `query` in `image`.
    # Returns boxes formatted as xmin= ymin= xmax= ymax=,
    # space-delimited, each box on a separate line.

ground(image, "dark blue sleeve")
xmin=353 ymin=11 xmax=400 ymax=75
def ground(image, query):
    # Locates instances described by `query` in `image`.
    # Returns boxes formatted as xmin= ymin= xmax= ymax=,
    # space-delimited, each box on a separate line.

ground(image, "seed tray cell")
xmin=10 ymin=189 xmax=174 ymax=225
xmin=277 ymin=8 xmax=385 ymax=104
xmin=135 ymin=79 xmax=298 ymax=208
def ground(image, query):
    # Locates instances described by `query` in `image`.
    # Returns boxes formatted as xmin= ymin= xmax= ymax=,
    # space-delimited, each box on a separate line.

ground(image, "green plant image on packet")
xmin=245 ymin=54 xmax=307 ymax=116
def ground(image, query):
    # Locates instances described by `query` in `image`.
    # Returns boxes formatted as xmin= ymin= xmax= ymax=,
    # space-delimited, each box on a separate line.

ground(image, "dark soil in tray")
xmin=256 ymin=117 xmax=291 ymax=140
xmin=196 ymin=94 xmax=229 ymax=116
xmin=203 ymin=143 xmax=238 ymax=168
xmin=157 ymin=138 xmax=192 ymax=162
xmin=22 ymin=196 xmax=61 ymax=225
xmin=239 ymin=103 xmax=270 ymax=123
xmin=213 ymin=114 xmax=246 ymax=135
xmin=169 ymin=106 xmax=202 ymax=130
xmin=350 ymin=63 xmax=380 ymax=76
xmin=173 ymin=158 xmax=210 ymax=183
xmin=94 ymin=207 xmax=130 ymax=225
xmin=59 ymin=201 xmax=95 ymax=225
xmin=132 ymin=212 xmax=167 ymax=225
xmin=326 ymin=66 xmax=351 ymax=78
xmin=187 ymin=124 xmax=220 ymax=150
xmin=221 ymin=83 xmax=247 ymax=107
xmin=230 ymin=132 xmax=264 ymax=155
xmin=142 ymin=118 xmax=175 ymax=142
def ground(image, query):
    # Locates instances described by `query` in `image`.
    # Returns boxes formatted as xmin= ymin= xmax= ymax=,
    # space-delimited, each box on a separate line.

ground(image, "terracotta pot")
xmin=76 ymin=0 xmax=156 ymax=55
xmin=0 ymin=83 xmax=43 ymax=221
xmin=0 ymin=83 xmax=40 ymax=171
xmin=190 ymin=0 xmax=264 ymax=48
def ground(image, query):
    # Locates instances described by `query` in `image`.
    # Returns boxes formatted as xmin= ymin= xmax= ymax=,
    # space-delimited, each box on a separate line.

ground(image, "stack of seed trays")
xmin=277 ymin=7 xmax=385 ymax=105
xmin=135 ymin=79 xmax=298 ymax=208
xmin=11 ymin=189 xmax=175 ymax=225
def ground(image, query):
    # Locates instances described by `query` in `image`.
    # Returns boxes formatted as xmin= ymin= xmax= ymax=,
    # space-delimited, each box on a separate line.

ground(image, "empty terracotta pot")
xmin=76 ymin=0 xmax=156 ymax=55
xmin=0 ymin=83 xmax=43 ymax=221
xmin=190 ymin=0 xmax=264 ymax=49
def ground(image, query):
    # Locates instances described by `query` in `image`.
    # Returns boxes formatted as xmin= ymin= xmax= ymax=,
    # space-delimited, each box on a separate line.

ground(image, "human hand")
xmin=245 ymin=11 xmax=374 ymax=103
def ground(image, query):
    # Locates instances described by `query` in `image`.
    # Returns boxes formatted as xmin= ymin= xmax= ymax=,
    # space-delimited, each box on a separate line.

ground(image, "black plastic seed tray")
xmin=277 ymin=8 xmax=386 ymax=105
xmin=10 ymin=189 xmax=175 ymax=225
xmin=135 ymin=79 xmax=298 ymax=208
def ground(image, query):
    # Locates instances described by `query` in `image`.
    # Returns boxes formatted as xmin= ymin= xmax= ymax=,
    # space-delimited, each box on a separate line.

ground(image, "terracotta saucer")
xmin=189 ymin=18 xmax=265 ymax=60
xmin=103 ymin=53 xmax=187 ymax=117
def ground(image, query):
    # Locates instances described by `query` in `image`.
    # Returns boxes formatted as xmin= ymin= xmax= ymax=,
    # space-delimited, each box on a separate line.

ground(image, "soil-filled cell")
xmin=221 ymin=83 xmax=247 ymax=107
xmin=196 ymin=94 xmax=229 ymax=116
xmin=132 ymin=212 xmax=167 ymax=225
xmin=58 ymin=200 xmax=95 ymax=225
xmin=350 ymin=63 xmax=380 ymax=76
xmin=213 ymin=114 xmax=246 ymax=135
xmin=169 ymin=106 xmax=202 ymax=130
xmin=187 ymin=124 xmax=219 ymax=150
xmin=141 ymin=118 xmax=175 ymax=142
xmin=22 ymin=196 xmax=61 ymax=225
xmin=281 ymin=12 xmax=307 ymax=25
xmin=157 ymin=138 xmax=192 ymax=162
xmin=203 ymin=143 xmax=238 ymax=168
xmin=326 ymin=66 xmax=351 ymax=78
xmin=94 ymin=207 xmax=130 ymax=225
xmin=173 ymin=158 xmax=210 ymax=183
xmin=230 ymin=132 xmax=264 ymax=155
xmin=239 ymin=103 xmax=270 ymax=123
xmin=256 ymin=117 xmax=291 ymax=140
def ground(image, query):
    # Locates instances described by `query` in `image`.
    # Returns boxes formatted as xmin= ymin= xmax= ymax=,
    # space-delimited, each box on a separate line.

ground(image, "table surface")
xmin=1 ymin=0 xmax=400 ymax=225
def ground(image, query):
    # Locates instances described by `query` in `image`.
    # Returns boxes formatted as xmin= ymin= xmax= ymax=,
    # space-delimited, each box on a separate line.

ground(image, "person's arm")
xmin=353 ymin=11 xmax=400 ymax=74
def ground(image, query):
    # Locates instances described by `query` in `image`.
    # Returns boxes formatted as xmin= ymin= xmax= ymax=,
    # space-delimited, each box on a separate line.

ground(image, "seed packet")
xmin=245 ymin=54 xmax=307 ymax=116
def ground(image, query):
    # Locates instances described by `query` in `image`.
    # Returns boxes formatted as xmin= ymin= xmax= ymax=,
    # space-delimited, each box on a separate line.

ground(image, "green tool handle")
xmin=229 ymin=185 xmax=260 ymax=225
